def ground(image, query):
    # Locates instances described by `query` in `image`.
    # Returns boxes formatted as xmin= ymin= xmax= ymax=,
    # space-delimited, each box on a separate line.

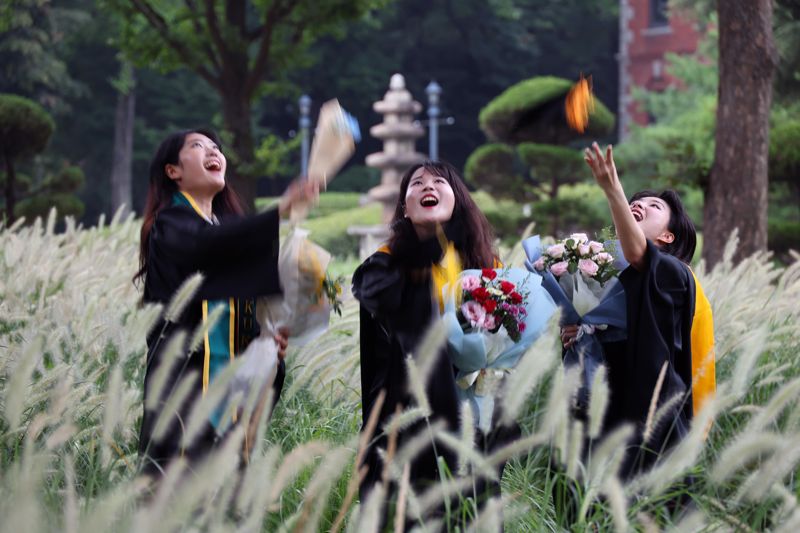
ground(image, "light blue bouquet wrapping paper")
xmin=442 ymin=267 xmax=557 ymax=432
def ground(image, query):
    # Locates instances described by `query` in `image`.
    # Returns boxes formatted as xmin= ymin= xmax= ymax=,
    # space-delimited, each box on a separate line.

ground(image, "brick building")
xmin=618 ymin=0 xmax=702 ymax=139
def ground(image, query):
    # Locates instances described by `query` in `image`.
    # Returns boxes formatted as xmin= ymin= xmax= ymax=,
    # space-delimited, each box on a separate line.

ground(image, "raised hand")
xmin=278 ymin=178 xmax=320 ymax=218
xmin=584 ymin=142 xmax=620 ymax=193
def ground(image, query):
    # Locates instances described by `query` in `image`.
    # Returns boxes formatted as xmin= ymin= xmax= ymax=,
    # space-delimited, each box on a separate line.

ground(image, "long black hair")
xmin=134 ymin=128 xmax=243 ymax=285
xmin=630 ymin=189 xmax=697 ymax=264
xmin=388 ymin=160 xmax=496 ymax=269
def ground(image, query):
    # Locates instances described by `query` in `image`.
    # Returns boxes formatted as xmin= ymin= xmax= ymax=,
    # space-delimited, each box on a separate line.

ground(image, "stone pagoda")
xmin=349 ymin=74 xmax=426 ymax=259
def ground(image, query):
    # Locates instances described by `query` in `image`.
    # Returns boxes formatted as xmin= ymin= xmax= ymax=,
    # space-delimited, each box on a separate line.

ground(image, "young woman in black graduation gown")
xmin=352 ymin=160 xmax=519 ymax=522
xmin=565 ymin=142 xmax=715 ymax=479
xmin=135 ymin=129 xmax=317 ymax=476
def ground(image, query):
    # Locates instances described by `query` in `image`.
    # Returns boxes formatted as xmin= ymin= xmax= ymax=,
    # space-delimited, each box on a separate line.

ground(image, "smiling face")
xmin=164 ymin=133 xmax=226 ymax=201
xmin=630 ymin=195 xmax=675 ymax=245
xmin=403 ymin=167 xmax=456 ymax=239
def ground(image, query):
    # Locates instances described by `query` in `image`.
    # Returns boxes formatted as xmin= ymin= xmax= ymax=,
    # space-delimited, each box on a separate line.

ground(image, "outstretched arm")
xmin=584 ymin=142 xmax=647 ymax=270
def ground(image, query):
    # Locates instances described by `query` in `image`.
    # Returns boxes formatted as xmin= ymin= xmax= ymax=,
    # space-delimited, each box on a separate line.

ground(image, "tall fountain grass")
xmin=1 ymin=210 xmax=799 ymax=531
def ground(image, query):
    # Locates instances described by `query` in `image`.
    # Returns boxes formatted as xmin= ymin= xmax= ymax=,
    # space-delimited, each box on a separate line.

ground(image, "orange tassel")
xmin=565 ymin=74 xmax=595 ymax=133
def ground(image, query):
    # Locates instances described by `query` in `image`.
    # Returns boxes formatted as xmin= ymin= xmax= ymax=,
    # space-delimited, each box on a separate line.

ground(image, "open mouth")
xmin=204 ymin=159 xmax=222 ymax=172
xmin=420 ymin=194 xmax=439 ymax=207
xmin=631 ymin=208 xmax=643 ymax=222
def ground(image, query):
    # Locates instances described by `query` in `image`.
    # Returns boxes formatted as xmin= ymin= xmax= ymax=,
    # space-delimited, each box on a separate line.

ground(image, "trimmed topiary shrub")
xmin=478 ymin=76 xmax=615 ymax=145
xmin=463 ymin=143 xmax=525 ymax=199
xmin=517 ymin=143 xmax=585 ymax=192
xmin=0 ymin=93 xmax=55 ymax=222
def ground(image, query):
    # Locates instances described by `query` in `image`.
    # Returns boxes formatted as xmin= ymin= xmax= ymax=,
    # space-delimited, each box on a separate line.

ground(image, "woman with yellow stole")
xmin=563 ymin=142 xmax=715 ymax=478
xmin=134 ymin=128 xmax=317 ymax=476
xmin=352 ymin=160 xmax=518 ymax=524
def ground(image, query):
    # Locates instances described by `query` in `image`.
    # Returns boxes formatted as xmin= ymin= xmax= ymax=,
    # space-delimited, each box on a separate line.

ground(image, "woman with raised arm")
xmin=135 ymin=128 xmax=317 ymax=476
xmin=352 ymin=160 xmax=518 ymax=525
xmin=570 ymin=142 xmax=715 ymax=478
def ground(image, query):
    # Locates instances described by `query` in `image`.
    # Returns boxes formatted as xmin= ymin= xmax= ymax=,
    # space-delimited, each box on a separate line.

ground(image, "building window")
xmin=649 ymin=0 xmax=669 ymax=28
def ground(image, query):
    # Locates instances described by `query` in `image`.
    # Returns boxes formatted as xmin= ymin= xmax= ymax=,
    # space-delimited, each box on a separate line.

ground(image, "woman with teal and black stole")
xmin=134 ymin=128 xmax=316 ymax=476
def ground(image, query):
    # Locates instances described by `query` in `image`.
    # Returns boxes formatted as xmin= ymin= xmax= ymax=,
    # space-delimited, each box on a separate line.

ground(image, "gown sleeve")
xmin=148 ymin=206 xmax=282 ymax=300
xmin=351 ymin=251 xmax=406 ymax=317
xmin=616 ymin=240 xmax=696 ymax=427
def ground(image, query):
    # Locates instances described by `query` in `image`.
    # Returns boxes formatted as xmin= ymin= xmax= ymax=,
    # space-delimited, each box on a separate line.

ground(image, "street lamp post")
xmin=299 ymin=94 xmax=311 ymax=177
xmin=425 ymin=81 xmax=441 ymax=161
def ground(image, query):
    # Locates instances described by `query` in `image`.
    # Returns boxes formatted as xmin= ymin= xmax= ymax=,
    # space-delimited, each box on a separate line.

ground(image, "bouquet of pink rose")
xmin=524 ymin=233 xmax=627 ymax=416
xmin=458 ymin=268 xmax=529 ymax=342
xmin=530 ymin=233 xmax=618 ymax=316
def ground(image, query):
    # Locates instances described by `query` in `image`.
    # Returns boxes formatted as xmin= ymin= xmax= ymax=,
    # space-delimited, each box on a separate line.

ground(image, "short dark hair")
xmin=629 ymin=189 xmax=696 ymax=263
xmin=389 ymin=160 xmax=496 ymax=269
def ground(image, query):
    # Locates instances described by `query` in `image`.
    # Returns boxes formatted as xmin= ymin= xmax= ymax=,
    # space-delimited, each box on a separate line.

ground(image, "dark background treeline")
xmin=1 ymin=0 xmax=618 ymax=223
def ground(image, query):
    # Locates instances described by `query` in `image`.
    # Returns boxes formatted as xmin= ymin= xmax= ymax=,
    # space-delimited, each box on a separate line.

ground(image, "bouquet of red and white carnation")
xmin=458 ymin=268 xmax=529 ymax=342
xmin=443 ymin=267 xmax=557 ymax=432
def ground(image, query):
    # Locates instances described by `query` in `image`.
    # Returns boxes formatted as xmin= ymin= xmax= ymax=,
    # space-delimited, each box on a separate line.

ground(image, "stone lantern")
xmin=348 ymin=74 xmax=426 ymax=259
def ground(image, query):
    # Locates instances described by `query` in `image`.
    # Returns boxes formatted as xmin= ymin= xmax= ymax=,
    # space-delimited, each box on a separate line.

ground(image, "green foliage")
xmin=768 ymin=183 xmax=800 ymax=258
xmin=616 ymin=25 xmax=798 ymax=261
xmin=46 ymin=165 xmax=85 ymax=194
xmin=479 ymin=76 xmax=572 ymax=139
xmin=1 ymin=166 xmax=86 ymax=222
xmin=305 ymin=192 xmax=363 ymax=217
xmin=528 ymin=182 xmax=609 ymax=238
xmin=517 ymin=143 xmax=585 ymax=194
xmin=271 ymin=0 xmax=620 ymax=176
xmin=252 ymin=133 xmax=301 ymax=179
xmin=463 ymin=143 xmax=522 ymax=199
xmin=0 ymin=172 xmax=32 ymax=195
xmin=769 ymin=218 xmax=800 ymax=256
xmin=257 ymin=192 xmax=363 ymax=219
xmin=0 ymin=93 xmax=55 ymax=160
xmin=469 ymin=72 xmax=615 ymax=236
xmin=479 ymin=76 xmax=615 ymax=145
xmin=326 ymin=165 xmax=380 ymax=193
xmin=470 ymin=190 xmax=526 ymax=242
xmin=615 ymin=28 xmax=718 ymax=188
xmin=15 ymin=193 xmax=84 ymax=220
xmin=100 ymin=0 xmax=384 ymax=208
xmin=301 ymin=204 xmax=382 ymax=258
xmin=0 ymin=0 xmax=88 ymax=110
xmin=774 ymin=0 xmax=800 ymax=101
xmin=770 ymin=117 xmax=800 ymax=184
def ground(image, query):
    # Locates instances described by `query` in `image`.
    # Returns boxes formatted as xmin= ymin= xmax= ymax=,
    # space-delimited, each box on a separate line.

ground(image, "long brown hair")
xmin=388 ymin=160 xmax=496 ymax=269
xmin=133 ymin=128 xmax=244 ymax=286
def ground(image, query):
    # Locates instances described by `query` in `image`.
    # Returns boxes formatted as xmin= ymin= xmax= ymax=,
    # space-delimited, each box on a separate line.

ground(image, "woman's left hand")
xmin=584 ymin=142 xmax=621 ymax=194
xmin=274 ymin=327 xmax=289 ymax=360
xmin=561 ymin=324 xmax=580 ymax=349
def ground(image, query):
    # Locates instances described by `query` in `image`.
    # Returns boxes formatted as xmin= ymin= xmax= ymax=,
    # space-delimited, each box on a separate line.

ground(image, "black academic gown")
xmin=352 ymin=236 xmax=462 ymax=504
xmin=602 ymin=240 xmax=695 ymax=478
xmin=139 ymin=204 xmax=284 ymax=475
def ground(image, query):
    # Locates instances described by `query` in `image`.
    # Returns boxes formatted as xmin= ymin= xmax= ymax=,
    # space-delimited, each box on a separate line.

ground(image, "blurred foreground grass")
xmin=0 ymin=209 xmax=798 ymax=531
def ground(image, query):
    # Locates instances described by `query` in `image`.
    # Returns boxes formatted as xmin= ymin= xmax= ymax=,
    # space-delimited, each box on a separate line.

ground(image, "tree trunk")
xmin=221 ymin=88 xmax=257 ymax=213
xmin=703 ymin=0 xmax=777 ymax=267
xmin=110 ymin=65 xmax=136 ymax=218
xmin=4 ymin=152 xmax=16 ymax=224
